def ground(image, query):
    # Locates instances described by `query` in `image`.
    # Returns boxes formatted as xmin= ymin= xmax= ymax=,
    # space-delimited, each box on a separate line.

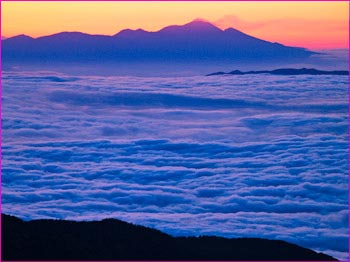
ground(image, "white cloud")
xmin=2 ymin=71 xmax=348 ymax=260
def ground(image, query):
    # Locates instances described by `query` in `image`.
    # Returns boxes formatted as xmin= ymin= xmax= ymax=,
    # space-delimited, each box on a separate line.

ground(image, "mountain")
xmin=2 ymin=214 xmax=336 ymax=261
xmin=207 ymin=68 xmax=350 ymax=76
xmin=2 ymin=20 xmax=315 ymax=63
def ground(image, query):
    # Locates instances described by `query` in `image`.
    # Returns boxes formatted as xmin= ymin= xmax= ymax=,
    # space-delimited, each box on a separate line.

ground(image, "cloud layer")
xmin=2 ymin=71 xmax=348 ymax=260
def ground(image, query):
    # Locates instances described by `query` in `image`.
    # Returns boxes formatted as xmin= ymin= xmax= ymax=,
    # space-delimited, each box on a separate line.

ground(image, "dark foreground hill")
xmin=206 ymin=68 xmax=349 ymax=76
xmin=2 ymin=214 xmax=336 ymax=261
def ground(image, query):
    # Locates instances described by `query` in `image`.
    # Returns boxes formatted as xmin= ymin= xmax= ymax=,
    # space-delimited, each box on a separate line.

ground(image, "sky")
xmin=2 ymin=1 xmax=349 ymax=49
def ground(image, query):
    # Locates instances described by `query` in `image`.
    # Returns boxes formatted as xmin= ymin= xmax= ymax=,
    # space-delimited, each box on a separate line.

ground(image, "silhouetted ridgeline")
xmin=206 ymin=68 xmax=349 ymax=76
xmin=2 ymin=20 xmax=314 ymax=63
xmin=2 ymin=214 xmax=336 ymax=261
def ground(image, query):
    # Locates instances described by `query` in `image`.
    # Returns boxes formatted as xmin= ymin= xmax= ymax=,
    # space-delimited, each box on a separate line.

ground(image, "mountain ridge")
xmin=2 ymin=19 xmax=315 ymax=63
xmin=4 ymin=20 xmax=243 ymax=39
xmin=2 ymin=213 xmax=337 ymax=261
xmin=206 ymin=68 xmax=349 ymax=76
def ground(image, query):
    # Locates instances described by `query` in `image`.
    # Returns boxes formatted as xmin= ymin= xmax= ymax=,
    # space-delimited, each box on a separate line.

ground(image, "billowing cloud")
xmin=2 ymin=71 xmax=348 ymax=260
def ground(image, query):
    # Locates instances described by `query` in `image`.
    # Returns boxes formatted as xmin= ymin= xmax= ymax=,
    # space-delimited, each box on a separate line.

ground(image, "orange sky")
xmin=2 ymin=1 xmax=349 ymax=49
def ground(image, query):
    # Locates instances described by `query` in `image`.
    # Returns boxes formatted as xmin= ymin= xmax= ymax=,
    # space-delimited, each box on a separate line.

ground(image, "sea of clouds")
xmin=2 ymin=71 xmax=348 ymax=259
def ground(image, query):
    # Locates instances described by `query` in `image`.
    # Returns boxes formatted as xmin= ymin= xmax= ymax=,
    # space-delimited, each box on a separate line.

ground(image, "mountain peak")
xmin=224 ymin=27 xmax=243 ymax=34
xmin=8 ymin=34 xmax=33 ymax=41
xmin=192 ymin=18 xmax=210 ymax=23
xmin=183 ymin=19 xmax=222 ymax=31
xmin=159 ymin=19 xmax=222 ymax=34
xmin=186 ymin=18 xmax=214 ymax=26
xmin=115 ymin=28 xmax=148 ymax=37
xmin=34 ymin=32 xmax=96 ymax=42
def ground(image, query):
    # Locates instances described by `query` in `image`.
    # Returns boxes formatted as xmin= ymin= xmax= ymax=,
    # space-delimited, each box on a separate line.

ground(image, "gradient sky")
xmin=2 ymin=1 xmax=349 ymax=49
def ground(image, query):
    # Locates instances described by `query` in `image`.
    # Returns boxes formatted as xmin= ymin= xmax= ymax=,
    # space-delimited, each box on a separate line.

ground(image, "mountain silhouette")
xmin=206 ymin=68 xmax=350 ymax=76
xmin=2 ymin=214 xmax=336 ymax=261
xmin=2 ymin=20 xmax=315 ymax=63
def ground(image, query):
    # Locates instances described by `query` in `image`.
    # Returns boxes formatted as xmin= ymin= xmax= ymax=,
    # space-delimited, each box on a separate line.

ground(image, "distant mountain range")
xmin=207 ymin=68 xmax=349 ymax=76
xmin=2 ymin=20 xmax=315 ymax=63
xmin=2 ymin=214 xmax=336 ymax=261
